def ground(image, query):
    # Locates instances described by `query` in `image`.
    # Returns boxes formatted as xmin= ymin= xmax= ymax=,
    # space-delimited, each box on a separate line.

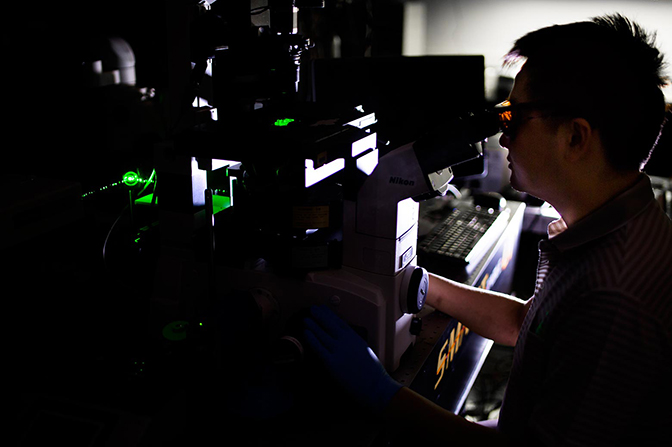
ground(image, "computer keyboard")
xmin=418 ymin=204 xmax=510 ymax=273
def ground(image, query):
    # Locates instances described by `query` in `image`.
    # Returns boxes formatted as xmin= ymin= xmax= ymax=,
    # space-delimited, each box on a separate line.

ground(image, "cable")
xmin=445 ymin=183 xmax=463 ymax=200
xmin=102 ymin=205 xmax=129 ymax=271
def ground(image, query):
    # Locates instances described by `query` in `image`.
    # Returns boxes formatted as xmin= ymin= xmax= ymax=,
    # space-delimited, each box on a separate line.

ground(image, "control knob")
xmin=400 ymin=265 xmax=429 ymax=314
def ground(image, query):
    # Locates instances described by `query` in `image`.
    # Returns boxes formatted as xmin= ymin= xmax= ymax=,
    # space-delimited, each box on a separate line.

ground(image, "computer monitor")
xmin=310 ymin=55 xmax=487 ymax=180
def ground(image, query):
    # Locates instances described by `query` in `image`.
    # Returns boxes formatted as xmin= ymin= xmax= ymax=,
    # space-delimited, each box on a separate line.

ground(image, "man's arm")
xmin=304 ymin=306 xmax=513 ymax=446
xmin=383 ymin=387 xmax=512 ymax=447
xmin=427 ymin=273 xmax=532 ymax=346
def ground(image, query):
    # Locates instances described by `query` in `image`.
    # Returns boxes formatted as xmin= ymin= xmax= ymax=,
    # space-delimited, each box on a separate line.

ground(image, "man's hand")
xmin=303 ymin=305 xmax=403 ymax=413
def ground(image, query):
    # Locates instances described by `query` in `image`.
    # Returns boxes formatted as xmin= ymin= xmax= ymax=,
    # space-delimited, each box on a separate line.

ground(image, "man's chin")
xmin=509 ymin=177 xmax=538 ymax=199
xmin=509 ymin=174 xmax=524 ymax=194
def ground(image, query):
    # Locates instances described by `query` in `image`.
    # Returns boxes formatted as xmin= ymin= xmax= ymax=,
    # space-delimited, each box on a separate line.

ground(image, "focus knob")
xmin=400 ymin=265 xmax=429 ymax=314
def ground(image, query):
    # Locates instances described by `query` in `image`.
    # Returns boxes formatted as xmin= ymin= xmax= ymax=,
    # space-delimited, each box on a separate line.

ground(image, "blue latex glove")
xmin=303 ymin=305 xmax=403 ymax=413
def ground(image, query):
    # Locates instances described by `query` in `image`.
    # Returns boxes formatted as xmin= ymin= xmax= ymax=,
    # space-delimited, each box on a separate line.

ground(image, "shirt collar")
xmin=546 ymin=174 xmax=655 ymax=252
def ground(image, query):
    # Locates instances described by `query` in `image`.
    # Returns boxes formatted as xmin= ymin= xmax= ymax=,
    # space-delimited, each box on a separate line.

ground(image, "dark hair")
xmin=504 ymin=13 xmax=668 ymax=172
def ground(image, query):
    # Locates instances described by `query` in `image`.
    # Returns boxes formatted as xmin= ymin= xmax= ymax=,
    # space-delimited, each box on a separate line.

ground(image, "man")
xmin=303 ymin=13 xmax=672 ymax=446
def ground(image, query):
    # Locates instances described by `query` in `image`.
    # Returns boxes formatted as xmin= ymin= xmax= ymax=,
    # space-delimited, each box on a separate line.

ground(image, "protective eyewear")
xmin=493 ymin=100 xmax=564 ymax=137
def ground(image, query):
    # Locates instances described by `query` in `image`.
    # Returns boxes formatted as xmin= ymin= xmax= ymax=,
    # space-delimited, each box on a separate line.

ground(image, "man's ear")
xmin=561 ymin=117 xmax=593 ymax=162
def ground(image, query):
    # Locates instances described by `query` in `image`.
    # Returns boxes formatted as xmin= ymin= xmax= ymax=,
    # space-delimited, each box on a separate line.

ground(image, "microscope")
xmin=205 ymin=112 xmax=497 ymax=374
xmin=151 ymin=1 xmax=500 ymax=388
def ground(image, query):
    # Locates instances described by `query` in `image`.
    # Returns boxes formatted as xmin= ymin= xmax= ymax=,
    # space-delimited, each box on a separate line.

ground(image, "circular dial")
xmin=404 ymin=266 xmax=429 ymax=314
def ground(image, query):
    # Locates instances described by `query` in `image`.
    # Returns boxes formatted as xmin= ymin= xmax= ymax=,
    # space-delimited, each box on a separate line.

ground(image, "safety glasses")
xmin=493 ymin=100 xmax=566 ymax=138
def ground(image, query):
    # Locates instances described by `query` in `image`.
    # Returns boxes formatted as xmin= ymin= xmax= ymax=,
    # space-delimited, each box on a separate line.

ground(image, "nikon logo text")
xmin=389 ymin=176 xmax=415 ymax=186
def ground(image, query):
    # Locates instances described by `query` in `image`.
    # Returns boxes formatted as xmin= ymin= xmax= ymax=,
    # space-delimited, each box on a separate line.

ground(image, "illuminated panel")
xmin=192 ymin=97 xmax=209 ymax=107
xmin=356 ymin=149 xmax=378 ymax=176
xmin=345 ymin=111 xmax=377 ymax=129
xmin=305 ymin=158 xmax=345 ymax=188
xmin=352 ymin=132 xmax=379 ymax=176
xmin=351 ymin=133 xmax=377 ymax=157
xmin=191 ymin=158 xmax=206 ymax=207
xmin=211 ymin=159 xmax=241 ymax=171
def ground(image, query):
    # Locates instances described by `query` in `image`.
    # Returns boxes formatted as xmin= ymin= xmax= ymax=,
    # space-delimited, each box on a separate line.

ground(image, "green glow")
xmin=82 ymin=171 xmax=153 ymax=198
xmin=274 ymin=118 xmax=295 ymax=127
xmin=213 ymin=195 xmax=231 ymax=214
xmin=135 ymin=194 xmax=229 ymax=213
xmin=162 ymin=321 xmax=189 ymax=341
xmin=123 ymin=171 xmax=140 ymax=186
xmin=135 ymin=193 xmax=157 ymax=205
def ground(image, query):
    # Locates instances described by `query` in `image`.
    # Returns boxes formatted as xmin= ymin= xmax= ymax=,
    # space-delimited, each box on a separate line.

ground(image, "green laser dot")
xmin=123 ymin=171 xmax=139 ymax=186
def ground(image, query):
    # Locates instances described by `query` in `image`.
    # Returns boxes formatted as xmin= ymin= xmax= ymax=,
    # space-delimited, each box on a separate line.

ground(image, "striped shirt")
xmin=498 ymin=175 xmax=672 ymax=446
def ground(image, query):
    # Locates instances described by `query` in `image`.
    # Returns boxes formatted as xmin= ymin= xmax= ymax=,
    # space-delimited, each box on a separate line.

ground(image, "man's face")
xmin=498 ymin=66 xmax=563 ymax=200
